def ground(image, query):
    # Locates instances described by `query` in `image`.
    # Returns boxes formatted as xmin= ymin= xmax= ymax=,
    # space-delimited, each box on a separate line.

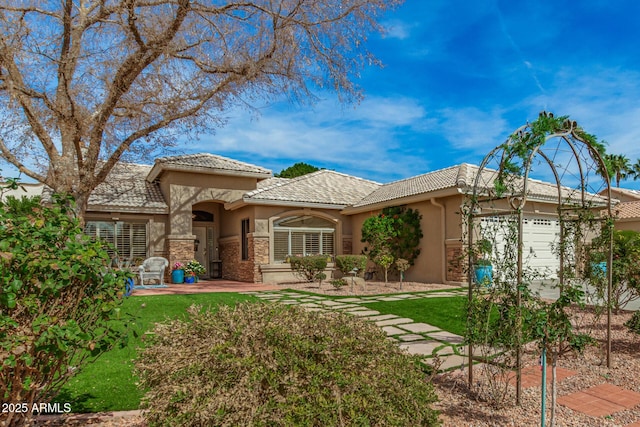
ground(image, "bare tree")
xmin=0 ymin=0 xmax=402 ymax=216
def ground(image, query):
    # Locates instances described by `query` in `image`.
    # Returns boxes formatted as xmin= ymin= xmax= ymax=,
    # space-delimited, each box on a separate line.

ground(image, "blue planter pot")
xmin=185 ymin=275 xmax=195 ymax=284
xmin=591 ymin=261 xmax=607 ymax=278
xmin=125 ymin=278 xmax=135 ymax=297
xmin=171 ymin=269 xmax=184 ymax=284
xmin=474 ymin=265 xmax=493 ymax=287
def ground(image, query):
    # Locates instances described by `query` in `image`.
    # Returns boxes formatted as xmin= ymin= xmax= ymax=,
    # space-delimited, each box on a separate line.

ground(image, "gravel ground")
xmin=434 ymin=307 xmax=640 ymax=427
xmin=36 ymin=282 xmax=640 ymax=427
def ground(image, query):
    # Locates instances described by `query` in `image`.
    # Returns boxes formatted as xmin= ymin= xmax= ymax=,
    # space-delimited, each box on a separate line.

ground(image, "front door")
xmin=193 ymin=226 xmax=208 ymax=278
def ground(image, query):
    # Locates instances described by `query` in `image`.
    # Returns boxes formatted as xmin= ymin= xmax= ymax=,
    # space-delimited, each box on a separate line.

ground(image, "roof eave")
xmin=87 ymin=205 xmax=169 ymax=215
xmin=226 ymin=198 xmax=347 ymax=211
xmin=342 ymin=187 xmax=462 ymax=215
xmin=146 ymin=163 xmax=272 ymax=182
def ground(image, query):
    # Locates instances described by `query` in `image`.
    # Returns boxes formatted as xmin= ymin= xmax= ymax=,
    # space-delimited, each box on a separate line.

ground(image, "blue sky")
xmin=4 ymin=1 xmax=640 ymax=190
xmin=185 ymin=0 xmax=640 ymax=189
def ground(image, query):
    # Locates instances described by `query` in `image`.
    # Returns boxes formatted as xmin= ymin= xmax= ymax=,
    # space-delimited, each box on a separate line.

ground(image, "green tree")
xmin=361 ymin=206 xmax=422 ymax=280
xmin=275 ymin=162 xmax=321 ymax=178
xmin=0 ymin=0 xmax=402 ymax=217
xmin=604 ymin=153 xmax=631 ymax=187
xmin=630 ymin=159 xmax=640 ymax=181
xmin=0 ymin=191 xmax=127 ymax=427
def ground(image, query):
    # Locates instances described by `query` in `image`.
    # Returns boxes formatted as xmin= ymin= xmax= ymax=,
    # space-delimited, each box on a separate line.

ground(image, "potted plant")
xmin=171 ymin=262 xmax=185 ymax=284
xmin=473 ymin=238 xmax=493 ymax=287
xmin=185 ymin=260 xmax=206 ymax=283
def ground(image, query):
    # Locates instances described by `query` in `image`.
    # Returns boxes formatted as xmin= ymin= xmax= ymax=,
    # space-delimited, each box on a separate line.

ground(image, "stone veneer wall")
xmin=165 ymin=237 xmax=195 ymax=283
xmin=446 ymin=244 xmax=466 ymax=283
xmin=251 ymin=235 xmax=270 ymax=283
xmin=218 ymin=234 xmax=270 ymax=283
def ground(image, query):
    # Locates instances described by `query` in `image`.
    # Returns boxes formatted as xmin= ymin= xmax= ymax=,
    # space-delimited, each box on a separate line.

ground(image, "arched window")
xmin=273 ymin=216 xmax=335 ymax=262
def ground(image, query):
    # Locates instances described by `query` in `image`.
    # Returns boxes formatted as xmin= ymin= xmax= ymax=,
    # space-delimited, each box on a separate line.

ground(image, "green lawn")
xmin=361 ymin=296 xmax=468 ymax=336
xmin=54 ymin=292 xmax=468 ymax=414
xmin=54 ymin=292 xmax=257 ymax=413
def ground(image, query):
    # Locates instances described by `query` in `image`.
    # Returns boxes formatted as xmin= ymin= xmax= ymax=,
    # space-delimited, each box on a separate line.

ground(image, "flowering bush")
xmin=172 ymin=262 xmax=185 ymax=271
xmin=185 ymin=259 xmax=206 ymax=275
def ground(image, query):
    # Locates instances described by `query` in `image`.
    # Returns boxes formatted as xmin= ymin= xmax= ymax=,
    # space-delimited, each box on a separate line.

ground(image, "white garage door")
xmin=480 ymin=215 xmax=560 ymax=278
xmin=522 ymin=217 xmax=560 ymax=277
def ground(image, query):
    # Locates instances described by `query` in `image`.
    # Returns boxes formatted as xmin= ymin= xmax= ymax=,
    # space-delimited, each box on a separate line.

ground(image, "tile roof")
xmin=610 ymin=187 xmax=640 ymax=201
xmin=349 ymin=163 xmax=607 ymax=210
xmin=350 ymin=164 xmax=464 ymax=208
xmin=243 ymin=169 xmax=381 ymax=207
xmin=41 ymin=163 xmax=168 ymax=213
xmin=614 ymin=200 xmax=640 ymax=220
xmin=149 ymin=153 xmax=271 ymax=180
xmin=89 ymin=163 xmax=167 ymax=212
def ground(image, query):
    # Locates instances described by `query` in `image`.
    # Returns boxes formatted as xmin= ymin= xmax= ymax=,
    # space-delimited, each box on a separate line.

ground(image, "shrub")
xmin=625 ymin=311 xmax=640 ymax=335
xmin=590 ymin=230 xmax=640 ymax=312
xmin=330 ymin=278 xmax=347 ymax=290
xmin=0 ymin=193 xmax=126 ymax=427
xmin=135 ymin=303 xmax=439 ymax=426
xmin=289 ymin=255 xmax=328 ymax=282
xmin=335 ymin=254 xmax=368 ymax=276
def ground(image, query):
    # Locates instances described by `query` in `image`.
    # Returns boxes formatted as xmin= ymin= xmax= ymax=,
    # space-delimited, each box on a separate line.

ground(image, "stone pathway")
xmin=243 ymin=288 xmax=470 ymax=372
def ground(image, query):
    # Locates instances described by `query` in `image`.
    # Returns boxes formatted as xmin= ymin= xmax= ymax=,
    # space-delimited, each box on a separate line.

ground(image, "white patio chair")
xmin=138 ymin=257 xmax=169 ymax=286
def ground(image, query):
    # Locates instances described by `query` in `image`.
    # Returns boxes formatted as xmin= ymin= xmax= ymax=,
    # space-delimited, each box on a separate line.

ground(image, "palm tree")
xmin=604 ymin=154 xmax=632 ymax=187
xmin=631 ymin=159 xmax=640 ymax=181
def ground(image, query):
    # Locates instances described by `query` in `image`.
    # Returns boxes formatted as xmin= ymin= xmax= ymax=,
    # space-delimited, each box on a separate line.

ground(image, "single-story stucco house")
xmin=4 ymin=152 xmax=634 ymax=285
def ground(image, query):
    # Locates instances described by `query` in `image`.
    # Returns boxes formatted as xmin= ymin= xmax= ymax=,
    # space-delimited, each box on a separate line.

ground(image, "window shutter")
xmin=290 ymin=232 xmax=304 ymax=257
xmin=274 ymin=231 xmax=289 ymax=262
xmin=305 ymin=233 xmax=320 ymax=255
xmin=131 ymin=223 xmax=147 ymax=259
xmin=322 ymin=232 xmax=334 ymax=255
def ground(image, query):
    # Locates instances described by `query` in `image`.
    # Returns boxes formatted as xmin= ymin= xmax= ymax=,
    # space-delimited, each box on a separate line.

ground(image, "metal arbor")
xmin=466 ymin=112 xmax=613 ymax=404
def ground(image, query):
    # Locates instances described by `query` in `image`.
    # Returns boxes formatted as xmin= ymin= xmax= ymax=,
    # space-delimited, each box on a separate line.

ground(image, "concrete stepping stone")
xmin=366 ymin=314 xmax=399 ymax=321
xmin=329 ymin=304 xmax=360 ymax=310
xmin=376 ymin=297 xmax=405 ymax=301
xmin=279 ymin=300 xmax=300 ymax=305
xmin=319 ymin=300 xmax=347 ymax=306
xmin=382 ymin=326 xmax=407 ymax=336
xmin=427 ymin=331 xmax=464 ymax=344
xmin=375 ymin=317 xmax=415 ymax=327
xmin=339 ymin=298 xmax=365 ymax=303
xmin=399 ymin=323 xmax=441 ymax=333
xmin=435 ymin=346 xmax=455 ymax=356
xmin=349 ymin=310 xmax=380 ymax=317
xmin=458 ymin=344 xmax=497 ymax=357
xmin=254 ymin=294 xmax=283 ymax=299
xmin=399 ymin=340 xmax=440 ymax=356
xmin=397 ymin=334 xmax=425 ymax=342
xmin=342 ymin=306 xmax=373 ymax=313
xmin=437 ymin=354 xmax=468 ymax=371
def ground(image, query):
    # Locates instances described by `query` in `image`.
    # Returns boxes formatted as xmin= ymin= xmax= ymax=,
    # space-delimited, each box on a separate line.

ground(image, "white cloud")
xmin=188 ymin=95 xmax=434 ymax=182
xmin=437 ymin=107 xmax=510 ymax=152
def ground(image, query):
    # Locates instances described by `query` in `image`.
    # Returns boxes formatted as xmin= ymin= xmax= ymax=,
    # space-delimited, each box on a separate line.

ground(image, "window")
xmin=85 ymin=221 xmax=147 ymax=260
xmin=273 ymin=216 xmax=335 ymax=262
xmin=241 ymin=218 xmax=250 ymax=260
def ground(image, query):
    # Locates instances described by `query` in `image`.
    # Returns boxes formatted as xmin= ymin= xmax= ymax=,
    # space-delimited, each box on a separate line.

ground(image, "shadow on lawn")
xmin=53 ymin=389 xmax=96 ymax=414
